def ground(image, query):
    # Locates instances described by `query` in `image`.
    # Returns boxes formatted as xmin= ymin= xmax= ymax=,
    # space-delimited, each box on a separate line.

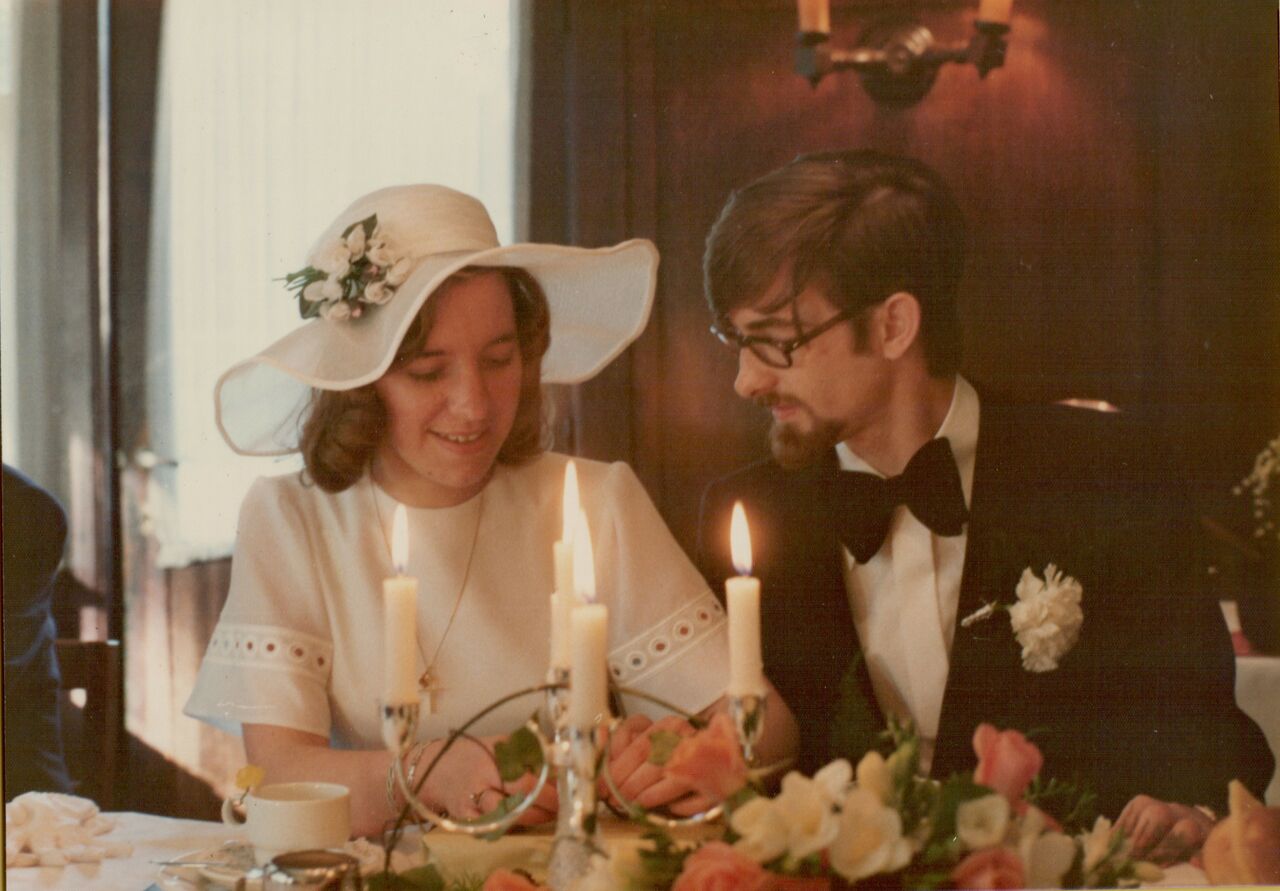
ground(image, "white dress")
xmin=184 ymin=453 xmax=730 ymax=747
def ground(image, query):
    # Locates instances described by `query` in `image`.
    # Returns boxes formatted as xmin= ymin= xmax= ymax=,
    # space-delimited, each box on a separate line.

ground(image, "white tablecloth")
xmin=4 ymin=812 xmax=244 ymax=890
xmin=3 ymin=809 xmax=1212 ymax=890
xmin=1237 ymin=655 xmax=1280 ymax=805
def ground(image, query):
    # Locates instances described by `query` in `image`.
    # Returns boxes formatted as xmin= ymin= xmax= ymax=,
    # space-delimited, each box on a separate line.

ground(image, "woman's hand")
xmin=1116 ymin=794 xmax=1214 ymax=865
xmin=600 ymin=714 xmax=715 ymax=815
xmin=416 ymin=734 xmax=557 ymax=825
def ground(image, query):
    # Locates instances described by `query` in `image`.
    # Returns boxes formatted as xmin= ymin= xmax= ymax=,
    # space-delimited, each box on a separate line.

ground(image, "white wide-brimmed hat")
xmin=215 ymin=184 xmax=659 ymax=456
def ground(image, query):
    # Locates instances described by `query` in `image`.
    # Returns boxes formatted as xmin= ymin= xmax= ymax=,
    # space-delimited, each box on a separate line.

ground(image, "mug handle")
xmin=221 ymin=794 xmax=248 ymax=827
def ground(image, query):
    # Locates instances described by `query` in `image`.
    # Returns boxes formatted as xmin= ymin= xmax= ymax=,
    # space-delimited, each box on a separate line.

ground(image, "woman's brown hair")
xmin=298 ymin=266 xmax=551 ymax=492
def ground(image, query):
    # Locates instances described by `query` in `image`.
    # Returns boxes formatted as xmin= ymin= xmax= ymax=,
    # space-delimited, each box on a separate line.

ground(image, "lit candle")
xmin=977 ymin=0 xmax=1013 ymax=25
xmin=726 ymin=502 xmax=765 ymax=696
xmin=383 ymin=505 xmax=420 ymax=705
xmin=796 ymin=0 xmax=830 ymax=35
xmin=550 ymin=461 xmax=580 ymax=669
xmin=568 ymin=510 xmax=609 ymax=729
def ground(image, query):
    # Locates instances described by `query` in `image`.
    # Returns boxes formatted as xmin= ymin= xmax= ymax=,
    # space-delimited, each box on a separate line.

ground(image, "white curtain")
xmin=146 ymin=0 xmax=516 ymax=566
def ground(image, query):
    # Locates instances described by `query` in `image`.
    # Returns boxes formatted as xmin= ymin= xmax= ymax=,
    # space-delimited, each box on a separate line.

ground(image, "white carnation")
xmin=1009 ymin=564 xmax=1083 ymax=672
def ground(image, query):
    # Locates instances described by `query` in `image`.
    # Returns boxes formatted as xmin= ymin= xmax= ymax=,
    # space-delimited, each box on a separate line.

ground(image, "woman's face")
xmin=372 ymin=271 xmax=524 ymax=507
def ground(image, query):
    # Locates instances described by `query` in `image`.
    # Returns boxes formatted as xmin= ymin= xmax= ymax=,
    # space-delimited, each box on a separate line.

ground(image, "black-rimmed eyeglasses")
xmin=709 ymin=307 xmax=858 ymax=369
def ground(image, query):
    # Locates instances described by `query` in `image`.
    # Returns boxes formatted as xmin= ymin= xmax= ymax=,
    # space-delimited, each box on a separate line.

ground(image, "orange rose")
xmin=972 ymin=724 xmax=1043 ymax=804
xmin=481 ymin=868 xmax=547 ymax=891
xmin=672 ymin=842 xmax=774 ymax=891
xmin=664 ymin=713 xmax=749 ymax=802
xmin=951 ymin=847 xmax=1026 ymax=889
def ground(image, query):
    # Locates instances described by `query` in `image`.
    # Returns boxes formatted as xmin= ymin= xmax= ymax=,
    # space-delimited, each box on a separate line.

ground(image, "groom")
xmin=695 ymin=150 xmax=1272 ymax=860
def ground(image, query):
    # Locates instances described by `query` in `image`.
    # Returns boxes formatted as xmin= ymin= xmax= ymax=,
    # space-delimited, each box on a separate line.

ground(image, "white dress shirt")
xmin=836 ymin=376 xmax=979 ymax=771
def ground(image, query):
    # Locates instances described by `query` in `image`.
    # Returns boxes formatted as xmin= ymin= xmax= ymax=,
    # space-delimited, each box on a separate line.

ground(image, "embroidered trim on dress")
xmin=203 ymin=623 xmax=334 ymax=681
xmin=607 ymin=591 xmax=726 ymax=687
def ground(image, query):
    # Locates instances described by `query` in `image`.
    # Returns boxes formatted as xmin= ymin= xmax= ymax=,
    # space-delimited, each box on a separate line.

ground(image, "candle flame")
xmin=730 ymin=501 xmax=753 ymax=576
xmin=392 ymin=504 xmax=409 ymax=574
xmin=561 ymin=461 xmax=580 ymax=544
xmin=572 ymin=508 xmax=596 ymax=602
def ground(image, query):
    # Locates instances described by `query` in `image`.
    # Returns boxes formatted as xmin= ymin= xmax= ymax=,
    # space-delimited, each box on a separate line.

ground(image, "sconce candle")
xmin=726 ymin=502 xmax=765 ymax=696
xmin=977 ymin=0 xmax=1014 ymax=24
xmin=796 ymin=0 xmax=830 ymax=34
xmin=384 ymin=504 xmax=420 ymax=705
xmin=568 ymin=510 xmax=609 ymax=729
xmin=550 ymin=461 xmax=580 ymax=670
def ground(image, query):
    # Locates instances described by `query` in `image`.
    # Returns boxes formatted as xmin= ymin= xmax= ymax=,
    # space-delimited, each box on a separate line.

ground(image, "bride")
xmin=185 ymin=184 xmax=797 ymax=836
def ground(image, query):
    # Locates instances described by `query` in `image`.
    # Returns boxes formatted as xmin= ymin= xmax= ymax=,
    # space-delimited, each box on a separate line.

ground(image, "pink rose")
xmin=481 ymin=868 xmax=547 ymax=891
xmin=972 ymin=724 xmax=1043 ymax=804
xmin=951 ymin=847 xmax=1026 ymax=890
xmin=672 ymin=842 xmax=774 ymax=891
xmin=664 ymin=713 xmax=749 ymax=802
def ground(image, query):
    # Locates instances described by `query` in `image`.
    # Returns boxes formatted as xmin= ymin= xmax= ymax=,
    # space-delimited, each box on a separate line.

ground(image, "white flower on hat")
xmin=320 ymin=277 xmax=343 ymax=302
xmin=280 ymin=213 xmax=407 ymax=322
xmin=364 ymin=281 xmax=393 ymax=306
xmin=314 ymin=239 xmax=351 ymax=278
xmin=385 ymin=257 xmax=413 ymax=287
xmin=321 ymin=301 xmax=352 ymax=322
xmin=366 ymin=230 xmax=397 ymax=268
xmin=345 ymin=225 xmax=367 ymax=259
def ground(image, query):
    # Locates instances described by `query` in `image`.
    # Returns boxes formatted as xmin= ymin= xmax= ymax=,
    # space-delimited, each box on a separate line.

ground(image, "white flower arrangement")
xmin=1234 ymin=434 xmax=1280 ymax=545
xmin=961 ymin=564 xmax=1084 ymax=672
xmin=282 ymin=214 xmax=413 ymax=321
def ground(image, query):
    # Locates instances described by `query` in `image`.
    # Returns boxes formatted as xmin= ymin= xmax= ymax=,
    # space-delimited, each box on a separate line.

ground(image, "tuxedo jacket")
xmin=697 ymin=400 xmax=1272 ymax=815
xmin=2 ymin=464 xmax=73 ymax=797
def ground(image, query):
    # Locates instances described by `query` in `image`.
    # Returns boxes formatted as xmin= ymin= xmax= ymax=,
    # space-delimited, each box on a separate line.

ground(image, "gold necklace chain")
xmin=369 ymin=472 xmax=484 ymax=712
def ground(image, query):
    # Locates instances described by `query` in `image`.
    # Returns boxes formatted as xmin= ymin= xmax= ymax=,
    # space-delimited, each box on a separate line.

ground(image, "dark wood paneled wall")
xmin=529 ymin=0 xmax=1280 ymax=557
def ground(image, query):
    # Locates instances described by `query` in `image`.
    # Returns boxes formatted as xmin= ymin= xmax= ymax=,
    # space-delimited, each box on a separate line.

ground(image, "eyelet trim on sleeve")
xmin=608 ymin=591 xmax=726 ymax=687
xmin=203 ymin=623 xmax=334 ymax=681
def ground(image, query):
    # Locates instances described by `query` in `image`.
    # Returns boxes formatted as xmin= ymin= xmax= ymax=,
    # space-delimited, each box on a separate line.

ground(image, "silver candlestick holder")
xmin=379 ymin=683 xmax=769 ymax=890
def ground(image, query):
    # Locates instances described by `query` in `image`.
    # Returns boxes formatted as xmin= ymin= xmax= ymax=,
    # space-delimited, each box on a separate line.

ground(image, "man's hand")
xmin=1116 ymin=794 xmax=1215 ymax=865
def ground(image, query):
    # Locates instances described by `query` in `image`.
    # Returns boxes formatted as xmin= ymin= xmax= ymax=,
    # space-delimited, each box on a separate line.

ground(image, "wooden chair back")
xmin=55 ymin=639 xmax=122 ymax=808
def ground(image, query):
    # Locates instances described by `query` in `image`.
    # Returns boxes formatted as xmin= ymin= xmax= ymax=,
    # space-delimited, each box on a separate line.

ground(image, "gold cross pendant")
xmin=418 ymin=670 xmax=439 ymax=715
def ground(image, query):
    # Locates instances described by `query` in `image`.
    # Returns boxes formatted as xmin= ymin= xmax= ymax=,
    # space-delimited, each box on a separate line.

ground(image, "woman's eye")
xmin=405 ymin=366 xmax=445 ymax=382
xmin=483 ymin=350 xmax=517 ymax=370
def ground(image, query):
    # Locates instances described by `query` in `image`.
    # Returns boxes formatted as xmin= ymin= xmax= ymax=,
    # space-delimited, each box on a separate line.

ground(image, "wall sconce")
xmin=795 ymin=0 xmax=1012 ymax=106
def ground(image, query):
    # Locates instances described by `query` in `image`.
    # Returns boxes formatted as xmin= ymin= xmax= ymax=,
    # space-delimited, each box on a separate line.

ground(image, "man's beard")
xmin=767 ymin=409 xmax=844 ymax=469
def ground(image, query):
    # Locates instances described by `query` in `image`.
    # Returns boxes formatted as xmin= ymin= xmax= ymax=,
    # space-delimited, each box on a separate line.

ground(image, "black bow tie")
xmin=834 ymin=437 xmax=969 ymax=564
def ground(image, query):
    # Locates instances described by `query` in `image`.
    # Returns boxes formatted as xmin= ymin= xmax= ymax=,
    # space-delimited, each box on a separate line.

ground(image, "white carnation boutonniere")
xmin=960 ymin=564 xmax=1084 ymax=672
xmin=280 ymin=214 xmax=409 ymax=322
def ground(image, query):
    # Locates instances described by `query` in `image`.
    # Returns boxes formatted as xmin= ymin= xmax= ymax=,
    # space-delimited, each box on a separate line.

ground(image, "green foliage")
xmin=494 ymin=725 xmax=544 ymax=783
xmin=646 ymin=729 xmax=683 ymax=766
xmin=829 ymin=652 xmax=889 ymax=764
xmin=1024 ymin=775 xmax=1098 ymax=835
xmin=629 ymin=830 xmax=693 ymax=890
xmin=365 ymin=864 xmax=446 ymax=891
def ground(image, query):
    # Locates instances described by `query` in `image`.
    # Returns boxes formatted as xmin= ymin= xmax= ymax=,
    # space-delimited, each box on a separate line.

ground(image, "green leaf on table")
xmin=364 ymin=864 xmax=446 ymax=891
xmin=646 ymin=729 xmax=684 ymax=766
xmin=495 ymin=725 xmax=543 ymax=782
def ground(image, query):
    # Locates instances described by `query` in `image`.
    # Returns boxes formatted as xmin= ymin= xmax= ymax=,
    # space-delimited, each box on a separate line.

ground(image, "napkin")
xmin=4 ymin=792 xmax=134 ymax=867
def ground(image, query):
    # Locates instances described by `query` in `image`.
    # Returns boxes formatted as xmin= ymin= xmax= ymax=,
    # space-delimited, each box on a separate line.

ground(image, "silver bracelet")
xmin=386 ymin=741 xmax=429 ymax=813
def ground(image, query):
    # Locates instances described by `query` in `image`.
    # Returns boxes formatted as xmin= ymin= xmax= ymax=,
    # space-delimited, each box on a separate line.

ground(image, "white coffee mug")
xmin=221 ymin=781 xmax=351 ymax=865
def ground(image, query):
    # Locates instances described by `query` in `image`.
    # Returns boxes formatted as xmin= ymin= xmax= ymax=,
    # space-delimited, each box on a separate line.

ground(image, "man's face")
xmin=726 ymin=274 xmax=891 ymax=468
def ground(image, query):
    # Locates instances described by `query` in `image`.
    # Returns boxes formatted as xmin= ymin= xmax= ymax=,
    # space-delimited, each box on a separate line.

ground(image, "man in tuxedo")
xmin=3 ymin=464 xmax=74 ymax=797
xmin=696 ymin=149 xmax=1272 ymax=861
